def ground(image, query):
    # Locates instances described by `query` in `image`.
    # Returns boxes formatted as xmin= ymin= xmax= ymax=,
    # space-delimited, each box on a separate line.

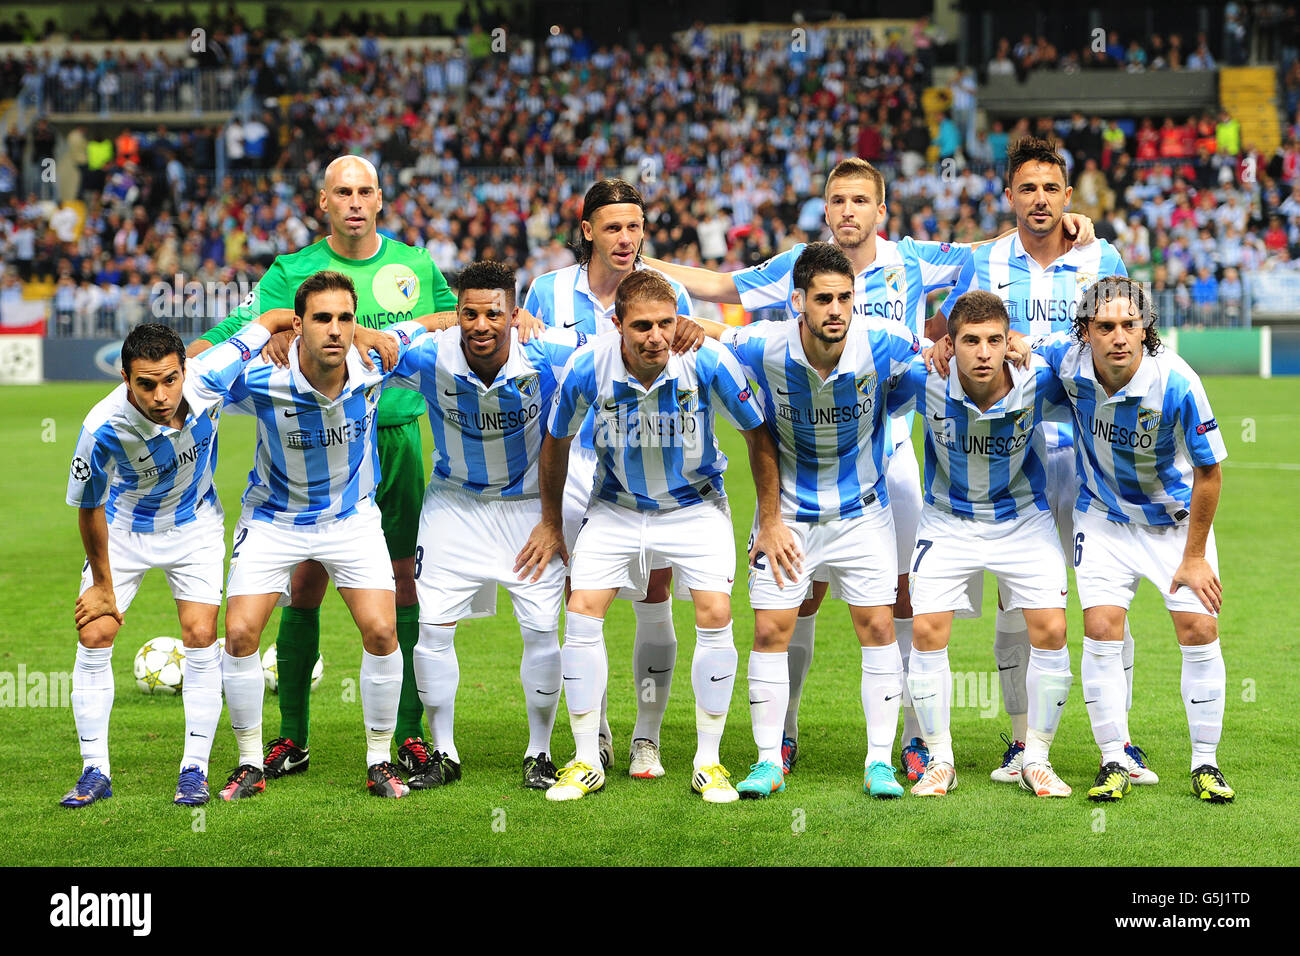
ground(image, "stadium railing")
xmin=32 ymin=68 xmax=244 ymax=116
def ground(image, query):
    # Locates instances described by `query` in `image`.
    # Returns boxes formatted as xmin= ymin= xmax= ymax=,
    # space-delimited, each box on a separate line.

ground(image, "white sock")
xmin=180 ymin=642 xmax=222 ymax=774
xmin=1024 ymin=645 xmax=1073 ymax=766
xmin=1122 ymin=619 xmax=1136 ymax=714
xmin=562 ymin=612 xmax=607 ymax=768
xmin=412 ymin=623 xmax=460 ymax=762
xmin=1082 ymin=637 xmax=1127 ymax=765
xmin=693 ymin=623 xmax=737 ymax=768
xmin=908 ymin=646 xmax=953 ymax=765
xmin=784 ymin=613 xmax=816 ymax=740
xmin=71 ymin=644 xmax=114 ymax=777
xmin=1180 ymin=639 xmax=1226 ymax=772
xmin=520 ymin=625 xmax=562 ymax=757
xmin=360 ymin=647 xmax=403 ymax=767
xmin=994 ymin=608 xmax=1029 ymax=743
xmin=223 ymin=648 xmax=265 ymax=769
xmin=631 ymin=599 xmax=676 ymax=744
xmin=894 ymin=617 xmax=921 ymax=743
xmin=747 ymin=650 xmax=788 ymax=766
xmin=861 ymin=643 xmax=904 ymax=765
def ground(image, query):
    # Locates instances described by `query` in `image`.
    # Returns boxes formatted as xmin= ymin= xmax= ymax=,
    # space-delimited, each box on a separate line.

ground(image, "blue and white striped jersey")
xmin=547 ymin=333 xmax=764 ymax=511
xmin=938 ymin=233 xmax=1128 ymax=336
xmin=525 ymin=262 xmax=693 ymax=451
xmin=733 ymin=237 xmax=970 ymax=336
xmin=887 ymin=354 xmax=1071 ymax=521
xmin=938 ymin=233 xmax=1126 ymax=448
xmin=66 ymin=324 xmax=272 ymax=532
xmin=732 ymin=236 xmax=968 ymax=452
xmin=1034 ymin=335 xmax=1227 ymax=527
xmin=389 ymin=327 xmax=588 ymax=499
xmin=525 ymin=263 xmax=694 ymax=335
xmin=721 ymin=317 xmax=923 ymax=523
xmin=224 ymin=321 xmax=425 ymax=527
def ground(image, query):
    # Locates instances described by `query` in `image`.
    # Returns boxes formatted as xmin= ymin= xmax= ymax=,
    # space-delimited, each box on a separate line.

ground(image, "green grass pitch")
xmin=1 ymin=377 xmax=1296 ymax=866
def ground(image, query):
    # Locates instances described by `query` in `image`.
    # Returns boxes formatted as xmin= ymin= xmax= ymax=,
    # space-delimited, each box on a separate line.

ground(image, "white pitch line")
xmin=1222 ymin=457 xmax=1300 ymax=468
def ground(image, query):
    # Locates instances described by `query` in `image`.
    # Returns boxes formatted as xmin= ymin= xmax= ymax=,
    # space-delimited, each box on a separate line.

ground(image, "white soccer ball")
xmin=134 ymin=637 xmax=187 ymax=695
xmin=261 ymin=643 xmax=324 ymax=694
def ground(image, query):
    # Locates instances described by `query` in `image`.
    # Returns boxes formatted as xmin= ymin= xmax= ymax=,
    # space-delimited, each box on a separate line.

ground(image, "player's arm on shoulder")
xmin=1029 ymin=330 xmax=1075 ymax=372
xmin=641 ymin=256 xmax=742 ymax=304
xmin=705 ymin=343 xmax=765 ymax=429
xmin=886 ymin=354 xmax=927 ymax=415
xmin=1062 ymin=213 xmax=1095 ymax=246
xmin=189 ymin=318 xmax=288 ymax=398
xmin=742 ymin=424 xmax=801 ymax=587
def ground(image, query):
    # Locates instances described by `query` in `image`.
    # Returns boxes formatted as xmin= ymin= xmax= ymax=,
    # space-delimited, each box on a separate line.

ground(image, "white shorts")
xmin=909 ymin=507 xmax=1068 ymax=617
xmin=748 ymin=506 xmax=897 ymax=610
xmin=1072 ymin=508 xmax=1220 ymax=616
xmin=82 ymin=503 xmax=226 ymax=610
xmin=570 ymin=497 xmax=735 ymax=599
xmin=416 ymin=485 xmax=564 ymax=630
xmin=563 ymin=443 xmax=670 ymax=600
xmin=226 ymin=499 xmax=395 ymax=600
xmin=1046 ymin=441 xmax=1080 ymax=556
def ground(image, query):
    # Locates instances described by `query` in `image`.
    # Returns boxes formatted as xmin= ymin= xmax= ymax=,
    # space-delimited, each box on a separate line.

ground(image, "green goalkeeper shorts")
xmin=375 ymin=420 xmax=424 ymax=562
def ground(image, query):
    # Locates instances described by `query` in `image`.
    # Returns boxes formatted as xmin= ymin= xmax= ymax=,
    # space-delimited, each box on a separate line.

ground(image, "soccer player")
xmin=62 ymin=312 xmax=290 ymax=808
xmin=646 ymin=158 xmax=1094 ymax=781
xmin=710 ymin=242 xmax=926 ymax=800
xmin=933 ymin=138 xmax=1151 ymax=787
xmin=523 ymin=179 xmax=696 ymax=778
xmin=516 ymin=270 xmax=784 ymax=803
xmin=216 ymin=270 xmax=426 ymax=800
xmin=189 ymin=155 xmax=461 ymax=781
xmin=889 ymin=291 xmax=1075 ymax=798
xmin=1031 ymin=277 xmax=1233 ymax=804
xmin=384 ymin=261 xmax=590 ymax=790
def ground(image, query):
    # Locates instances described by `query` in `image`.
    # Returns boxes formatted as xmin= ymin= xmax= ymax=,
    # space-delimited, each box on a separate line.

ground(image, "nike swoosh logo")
xmin=136 ymin=451 xmax=153 ymax=461
xmin=884 ymin=693 xmax=902 ymax=701
xmin=562 ymin=675 xmax=581 ymax=681
xmin=282 ymin=408 xmax=311 ymax=418
xmin=444 ymin=387 xmax=472 ymax=397
xmin=562 ymin=319 xmax=581 ymax=329
xmin=1083 ymin=699 xmax=1099 ymax=705
xmin=602 ymin=399 xmax=621 ymax=411
xmin=748 ymin=699 xmax=764 ymax=706
xmin=1055 ymin=700 xmax=1067 ymax=707
xmin=1190 ymin=697 xmax=1218 ymax=704
xmin=189 ymin=732 xmax=207 ymax=738
xmin=998 ymin=280 xmax=1014 ymax=289
xmin=709 ymin=674 xmax=733 ymax=682
xmin=536 ymin=688 xmax=560 ymax=696
xmin=932 ymin=412 xmax=951 ymax=422
xmin=79 ymin=736 xmax=97 ymax=742
xmin=776 ymin=387 xmax=796 ymax=396
xmin=997 ymin=664 xmax=1017 ymax=671
xmin=647 ymin=666 xmax=671 ymax=674
xmin=727 ymin=577 xmax=734 ymax=584
xmin=913 ymin=693 xmax=936 ymax=701
xmin=282 ymin=753 xmax=308 ymax=771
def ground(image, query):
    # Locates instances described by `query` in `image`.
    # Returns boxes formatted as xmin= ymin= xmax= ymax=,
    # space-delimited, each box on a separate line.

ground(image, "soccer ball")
xmin=261 ymin=643 xmax=324 ymax=694
xmin=134 ymin=637 xmax=186 ymax=695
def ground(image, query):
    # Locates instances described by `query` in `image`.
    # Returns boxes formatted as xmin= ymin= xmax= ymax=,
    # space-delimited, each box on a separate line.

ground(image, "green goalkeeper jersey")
xmin=199 ymin=235 xmax=457 ymax=426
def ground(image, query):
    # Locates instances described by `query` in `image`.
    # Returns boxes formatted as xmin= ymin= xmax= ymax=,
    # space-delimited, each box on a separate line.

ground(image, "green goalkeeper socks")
xmin=395 ymin=605 xmax=427 ymax=744
xmin=276 ymin=606 xmax=320 ymax=748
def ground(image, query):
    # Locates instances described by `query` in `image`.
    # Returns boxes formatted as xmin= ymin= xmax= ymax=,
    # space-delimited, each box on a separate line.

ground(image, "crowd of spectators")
xmin=1 ymin=12 xmax=1298 ymax=335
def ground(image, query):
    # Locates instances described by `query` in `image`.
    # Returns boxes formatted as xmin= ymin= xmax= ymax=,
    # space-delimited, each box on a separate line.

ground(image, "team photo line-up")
xmin=60 ymin=143 xmax=1233 ymax=809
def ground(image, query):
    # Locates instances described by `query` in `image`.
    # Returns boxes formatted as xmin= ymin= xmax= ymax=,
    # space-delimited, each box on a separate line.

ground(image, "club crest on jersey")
xmin=676 ymin=387 xmax=697 ymax=412
xmin=855 ymin=372 xmax=878 ymax=396
xmin=364 ymin=384 xmax=380 ymax=406
xmin=884 ymin=268 xmax=904 ymax=295
xmin=515 ymin=373 xmax=540 ymax=398
xmin=1075 ymin=272 xmax=1097 ymax=293
xmin=372 ymin=263 xmax=421 ymax=314
xmin=1137 ymin=407 xmax=1162 ymax=431
xmin=1014 ymin=409 xmax=1032 ymax=431
xmin=207 ymin=405 xmax=220 ymax=422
